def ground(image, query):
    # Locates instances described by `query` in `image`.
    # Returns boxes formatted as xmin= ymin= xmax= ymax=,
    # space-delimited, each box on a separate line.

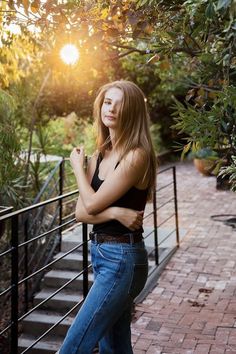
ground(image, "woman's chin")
xmin=102 ymin=120 xmax=117 ymax=129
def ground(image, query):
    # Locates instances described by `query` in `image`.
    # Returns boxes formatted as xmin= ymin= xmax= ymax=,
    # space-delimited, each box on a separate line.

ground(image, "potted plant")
xmin=172 ymin=86 xmax=236 ymax=188
xmin=189 ymin=147 xmax=219 ymax=176
xmin=218 ymin=156 xmax=236 ymax=192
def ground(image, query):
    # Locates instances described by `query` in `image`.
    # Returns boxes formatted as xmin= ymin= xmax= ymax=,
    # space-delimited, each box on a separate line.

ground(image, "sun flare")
xmin=60 ymin=44 xmax=80 ymax=65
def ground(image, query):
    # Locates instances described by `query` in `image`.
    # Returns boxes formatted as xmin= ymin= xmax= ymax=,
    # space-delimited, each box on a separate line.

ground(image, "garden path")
xmin=132 ymin=161 xmax=236 ymax=354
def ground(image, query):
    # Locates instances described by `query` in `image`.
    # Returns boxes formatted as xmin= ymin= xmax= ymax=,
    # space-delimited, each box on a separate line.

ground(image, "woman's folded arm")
xmin=75 ymin=197 xmax=143 ymax=231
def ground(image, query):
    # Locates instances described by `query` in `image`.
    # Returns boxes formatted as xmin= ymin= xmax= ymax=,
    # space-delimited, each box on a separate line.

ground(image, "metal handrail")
xmin=156 ymin=181 xmax=173 ymax=192
xmin=0 ymin=189 xmax=79 ymax=222
xmin=18 ymin=238 xmax=85 ymax=286
xmin=0 ymin=206 xmax=13 ymax=215
xmin=158 ymin=228 xmax=176 ymax=247
xmin=156 ymin=197 xmax=174 ymax=211
xmin=157 ymin=212 xmax=175 ymax=228
xmin=0 ymin=164 xmax=179 ymax=354
xmin=20 ymin=299 xmax=84 ymax=354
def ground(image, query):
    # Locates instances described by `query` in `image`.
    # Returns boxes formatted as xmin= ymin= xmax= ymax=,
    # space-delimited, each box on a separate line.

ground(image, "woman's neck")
xmin=109 ymin=128 xmax=116 ymax=148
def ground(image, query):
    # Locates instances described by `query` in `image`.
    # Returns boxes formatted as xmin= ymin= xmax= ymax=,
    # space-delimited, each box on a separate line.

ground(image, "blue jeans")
xmin=59 ymin=239 xmax=148 ymax=354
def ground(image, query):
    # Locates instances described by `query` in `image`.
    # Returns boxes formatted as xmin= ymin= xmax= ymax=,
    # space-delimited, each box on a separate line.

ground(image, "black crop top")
xmin=91 ymin=153 xmax=148 ymax=235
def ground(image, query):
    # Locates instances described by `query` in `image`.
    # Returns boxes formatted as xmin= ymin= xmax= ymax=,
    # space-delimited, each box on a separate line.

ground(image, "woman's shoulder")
xmin=125 ymin=147 xmax=148 ymax=166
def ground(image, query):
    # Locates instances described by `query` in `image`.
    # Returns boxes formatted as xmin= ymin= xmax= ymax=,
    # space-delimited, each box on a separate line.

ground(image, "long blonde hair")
xmin=93 ymin=80 xmax=157 ymax=198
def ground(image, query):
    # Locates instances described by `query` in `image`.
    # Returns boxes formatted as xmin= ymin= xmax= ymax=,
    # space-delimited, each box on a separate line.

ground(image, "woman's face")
xmin=101 ymin=87 xmax=123 ymax=130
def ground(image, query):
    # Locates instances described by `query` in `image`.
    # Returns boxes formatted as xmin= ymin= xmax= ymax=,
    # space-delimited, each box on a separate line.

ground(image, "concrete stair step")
xmin=18 ymin=334 xmax=62 ymax=354
xmin=34 ymin=288 xmax=83 ymax=312
xmin=22 ymin=310 xmax=74 ymax=337
xmin=61 ymin=224 xmax=92 ymax=253
xmin=53 ymin=252 xmax=91 ymax=270
xmin=19 ymin=224 xmax=164 ymax=354
xmin=148 ymin=259 xmax=155 ymax=269
xmin=43 ymin=269 xmax=94 ymax=290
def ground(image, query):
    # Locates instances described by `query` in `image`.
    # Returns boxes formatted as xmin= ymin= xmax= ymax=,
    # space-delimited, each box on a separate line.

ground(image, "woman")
xmin=60 ymin=80 xmax=157 ymax=354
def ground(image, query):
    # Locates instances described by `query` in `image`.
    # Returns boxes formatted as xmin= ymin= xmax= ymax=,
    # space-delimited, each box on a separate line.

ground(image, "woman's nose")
xmin=109 ymin=105 xmax=115 ymax=113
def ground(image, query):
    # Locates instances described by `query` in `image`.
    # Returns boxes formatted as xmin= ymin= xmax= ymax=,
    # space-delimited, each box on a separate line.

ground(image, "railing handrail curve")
xmin=0 ymin=189 xmax=79 ymax=222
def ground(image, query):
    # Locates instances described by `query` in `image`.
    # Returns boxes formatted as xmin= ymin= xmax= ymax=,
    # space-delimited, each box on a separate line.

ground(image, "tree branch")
xmin=24 ymin=70 xmax=51 ymax=188
xmin=106 ymin=41 xmax=201 ymax=58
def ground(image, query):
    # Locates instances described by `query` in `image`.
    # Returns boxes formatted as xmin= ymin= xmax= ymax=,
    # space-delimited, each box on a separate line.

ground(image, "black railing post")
xmin=82 ymin=223 xmax=88 ymax=298
xmin=173 ymin=166 xmax=180 ymax=247
xmin=24 ymin=218 xmax=29 ymax=312
xmin=11 ymin=215 xmax=19 ymax=354
xmin=59 ymin=158 xmax=64 ymax=252
xmin=153 ymin=182 xmax=159 ymax=265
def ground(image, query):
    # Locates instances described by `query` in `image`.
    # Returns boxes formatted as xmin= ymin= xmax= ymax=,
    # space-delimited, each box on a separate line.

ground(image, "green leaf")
xmin=216 ymin=0 xmax=231 ymax=11
xmin=137 ymin=0 xmax=150 ymax=7
xmin=205 ymin=1 xmax=215 ymax=18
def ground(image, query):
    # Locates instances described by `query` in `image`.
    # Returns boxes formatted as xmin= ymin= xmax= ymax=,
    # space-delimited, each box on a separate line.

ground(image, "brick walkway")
xmin=131 ymin=161 xmax=236 ymax=354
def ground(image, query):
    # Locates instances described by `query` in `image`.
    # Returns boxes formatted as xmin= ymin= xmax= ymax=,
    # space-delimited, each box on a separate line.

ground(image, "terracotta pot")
xmin=193 ymin=158 xmax=216 ymax=176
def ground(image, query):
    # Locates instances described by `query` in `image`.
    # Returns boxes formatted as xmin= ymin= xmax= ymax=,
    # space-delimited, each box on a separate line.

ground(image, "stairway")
xmin=18 ymin=225 xmax=158 ymax=354
xmin=18 ymin=224 xmax=93 ymax=354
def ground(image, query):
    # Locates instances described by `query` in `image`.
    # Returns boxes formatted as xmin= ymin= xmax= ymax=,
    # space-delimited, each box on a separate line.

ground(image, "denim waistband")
xmin=89 ymin=231 xmax=143 ymax=244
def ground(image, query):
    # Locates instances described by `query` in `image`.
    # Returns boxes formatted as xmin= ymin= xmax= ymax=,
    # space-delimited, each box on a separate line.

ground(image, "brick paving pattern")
xmin=131 ymin=161 xmax=236 ymax=354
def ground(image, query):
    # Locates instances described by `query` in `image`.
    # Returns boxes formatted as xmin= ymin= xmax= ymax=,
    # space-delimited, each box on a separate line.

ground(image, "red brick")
xmin=146 ymin=346 xmax=163 ymax=354
xmin=194 ymin=343 xmax=211 ymax=353
xmin=134 ymin=339 xmax=152 ymax=350
xmin=181 ymin=339 xmax=197 ymax=349
xmin=131 ymin=162 xmax=236 ymax=353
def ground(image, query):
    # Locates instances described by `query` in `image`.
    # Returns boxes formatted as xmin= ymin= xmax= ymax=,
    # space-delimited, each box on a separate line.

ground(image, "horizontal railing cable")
xmin=156 ymin=197 xmax=174 ymax=211
xmin=18 ymin=265 xmax=92 ymax=323
xmin=0 ymin=322 xmax=12 ymax=337
xmin=156 ymin=181 xmax=173 ymax=192
xmin=143 ymin=229 xmax=155 ymax=240
xmin=158 ymin=229 xmax=176 ymax=247
xmin=63 ymin=196 xmax=78 ymax=206
xmin=62 ymin=212 xmax=77 ymax=222
xmin=0 ymin=246 xmax=14 ymax=258
xmin=20 ymin=298 xmax=85 ymax=354
xmin=0 ymin=164 xmax=180 ymax=354
xmin=143 ymin=210 xmax=154 ymax=220
xmin=0 ymin=285 xmax=13 ymax=298
xmin=0 ymin=239 xmax=89 ymax=312
xmin=0 ymin=189 xmax=79 ymax=222
xmin=157 ymin=166 xmax=174 ymax=174
xmin=18 ymin=218 xmax=76 ymax=249
xmin=157 ymin=213 xmax=175 ymax=228
xmin=18 ymin=240 xmax=87 ymax=286
xmin=63 ymin=184 xmax=78 ymax=193
xmin=61 ymin=221 xmax=82 ymax=234
xmin=147 ymin=248 xmax=156 ymax=257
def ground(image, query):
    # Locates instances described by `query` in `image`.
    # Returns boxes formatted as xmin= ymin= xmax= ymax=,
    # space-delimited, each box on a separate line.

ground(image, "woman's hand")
xmin=113 ymin=207 xmax=144 ymax=231
xmin=70 ymin=146 xmax=85 ymax=172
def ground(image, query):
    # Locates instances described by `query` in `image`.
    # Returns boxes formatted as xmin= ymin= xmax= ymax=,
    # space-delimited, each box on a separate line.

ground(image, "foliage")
xmin=32 ymin=113 xmax=96 ymax=157
xmin=0 ymin=0 xmax=236 ymax=204
xmin=2 ymin=0 xmax=159 ymax=61
xmin=172 ymin=86 xmax=236 ymax=161
xmin=150 ymin=123 xmax=163 ymax=154
xmin=189 ymin=147 xmax=219 ymax=160
xmin=17 ymin=114 xmax=96 ymax=199
xmin=120 ymin=49 xmax=193 ymax=150
xmin=161 ymin=0 xmax=236 ymax=185
xmin=0 ymin=89 xmax=25 ymax=206
xmin=219 ymin=156 xmax=236 ymax=191
xmin=0 ymin=25 xmax=42 ymax=88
